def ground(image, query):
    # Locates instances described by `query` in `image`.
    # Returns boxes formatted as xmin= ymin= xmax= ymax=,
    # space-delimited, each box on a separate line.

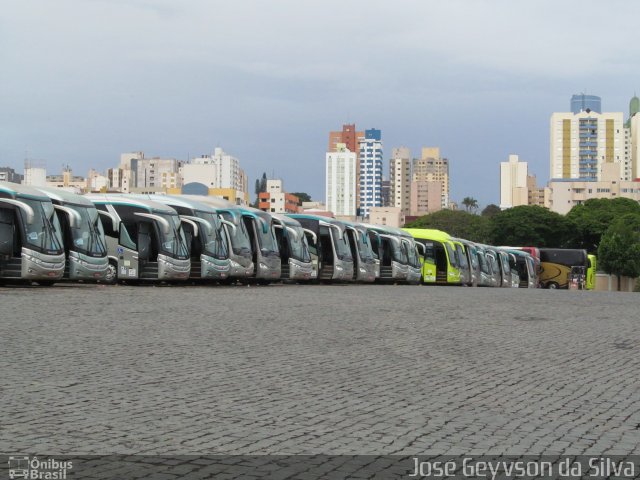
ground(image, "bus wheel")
xmin=104 ymin=261 xmax=118 ymax=285
xmin=548 ymin=282 xmax=559 ymax=289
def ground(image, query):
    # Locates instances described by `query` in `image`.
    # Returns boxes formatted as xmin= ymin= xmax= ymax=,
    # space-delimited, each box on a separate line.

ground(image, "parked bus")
xmin=539 ymin=248 xmax=588 ymax=289
xmin=361 ymin=223 xmax=410 ymax=282
xmin=450 ymin=239 xmax=471 ymax=286
xmin=181 ymin=196 xmax=254 ymax=279
xmin=499 ymin=248 xmax=537 ymax=288
xmin=343 ymin=222 xmax=377 ymax=283
xmin=403 ymin=228 xmax=461 ymax=285
xmin=474 ymin=245 xmax=498 ymax=287
xmin=392 ymin=227 xmax=422 ymax=284
xmin=287 ymin=214 xmax=354 ymax=282
xmin=586 ymin=254 xmax=597 ymax=290
xmin=34 ymin=187 xmax=108 ymax=281
xmin=126 ymin=195 xmax=231 ymax=280
xmin=0 ymin=182 xmax=65 ymax=283
xmin=85 ymin=194 xmax=191 ymax=283
xmin=270 ymin=213 xmax=315 ymax=281
xmin=454 ymin=238 xmax=480 ymax=287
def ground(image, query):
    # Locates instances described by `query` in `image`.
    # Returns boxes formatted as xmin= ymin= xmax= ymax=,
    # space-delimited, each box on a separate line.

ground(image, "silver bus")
xmin=343 ymin=222 xmax=377 ymax=283
xmin=287 ymin=214 xmax=354 ymax=282
xmin=0 ymin=182 xmax=65 ymax=283
xmin=270 ymin=213 xmax=315 ymax=281
xmin=85 ymin=194 xmax=191 ymax=283
xmin=34 ymin=187 xmax=108 ymax=281
xmin=127 ymin=195 xmax=232 ymax=281
xmin=360 ymin=223 xmax=409 ymax=282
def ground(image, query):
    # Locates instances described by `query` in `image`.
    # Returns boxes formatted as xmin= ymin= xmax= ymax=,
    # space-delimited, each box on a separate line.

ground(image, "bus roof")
xmin=402 ymin=228 xmax=452 ymax=242
xmin=0 ymin=181 xmax=51 ymax=201
xmin=33 ymin=186 xmax=95 ymax=207
xmin=126 ymin=194 xmax=219 ymax=215
xmin=84 ymin=194 xmax=178 ymax=214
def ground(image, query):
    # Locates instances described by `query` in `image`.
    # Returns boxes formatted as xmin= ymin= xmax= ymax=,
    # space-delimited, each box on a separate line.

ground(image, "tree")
xmin=489 ymin=205 xmax=575 ymax=247
xmin=481 ymin=204 xmax=501 ymax=218
xmin=598 ymin=218 xmax=640 ymax=291
xmin=290 ymin=192 xmax=312 ymax=203
xmin=566 ymin=198 xmax=640 ymax=253
xmin=252 ymin=172 xmax=269 ymax=207
xmin=405 ymin=210 xmax=491 ymax=243
xmin=461 ymin=197 xmax=478 ymax=213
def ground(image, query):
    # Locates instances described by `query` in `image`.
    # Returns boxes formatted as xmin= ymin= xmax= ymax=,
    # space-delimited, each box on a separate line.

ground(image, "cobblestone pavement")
xmin=1 ymin=284 xmax=639 ymax=456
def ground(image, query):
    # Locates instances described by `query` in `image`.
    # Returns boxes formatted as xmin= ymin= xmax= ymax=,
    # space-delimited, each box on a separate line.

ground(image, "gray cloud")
xmin=2 ymin=0 xmax=639 ymax=205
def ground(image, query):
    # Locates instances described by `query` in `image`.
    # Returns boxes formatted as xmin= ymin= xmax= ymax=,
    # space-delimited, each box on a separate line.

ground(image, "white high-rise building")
xmin=358 ymin=129 xmax=383 ymax=218
xmin=550 ymin=110 xmax=625 ymax=181
xmin=500 ymin=154 xmax=529 ymax=209
xmin=326 ymin=143 xmax=356 ymax=217
xmin=181 ymin=147 xmax=249 ymax=204
xmin=390 ymin=146 xmax=411 ymax=216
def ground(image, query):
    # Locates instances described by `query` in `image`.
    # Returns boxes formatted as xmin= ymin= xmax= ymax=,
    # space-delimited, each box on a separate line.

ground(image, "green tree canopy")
xmin=290 ymin=192 xmax=312 ymax=203
xmin=566 ymin=198 xmax=640 ymax=253
xmin=489 ymin=205 xmax=575 ymax=247
xmin=481 ymin=204 xmax=501 ymax=218
xmin=598 ymin=219 xmax=640 ymax=289
xmin=404 ymin=209 xmax=491 ymax=243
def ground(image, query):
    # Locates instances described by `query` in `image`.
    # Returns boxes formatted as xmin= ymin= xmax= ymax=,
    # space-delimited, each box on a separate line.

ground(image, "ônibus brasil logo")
xmin=7 ymin=456 xmax=72 ymax=479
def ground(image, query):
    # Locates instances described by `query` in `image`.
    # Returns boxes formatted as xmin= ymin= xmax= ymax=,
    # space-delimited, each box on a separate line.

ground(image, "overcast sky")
xmin=2 ymin=0 xmax=640 ymax=207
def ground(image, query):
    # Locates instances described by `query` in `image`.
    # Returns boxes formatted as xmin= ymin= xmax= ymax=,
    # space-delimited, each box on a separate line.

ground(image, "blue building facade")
xmin=570 ymin=94 xmax=601 ymax=114
xmin=358 ymin=128 xmax=383 ymax=218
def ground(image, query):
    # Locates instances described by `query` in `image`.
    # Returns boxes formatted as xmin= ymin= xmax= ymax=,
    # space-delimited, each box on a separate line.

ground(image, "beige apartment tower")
xmin=389 ymin=147 xmax=412 ymax=216
xmin=550 ymin=110 xmax=625 ymax=181
xmin=411 ymin=147 xmax=449 ymax=212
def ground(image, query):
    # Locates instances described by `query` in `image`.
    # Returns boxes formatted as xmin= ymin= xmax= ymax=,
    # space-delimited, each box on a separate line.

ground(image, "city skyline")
xmin=2 ymin=1 xmax=640 ymax=207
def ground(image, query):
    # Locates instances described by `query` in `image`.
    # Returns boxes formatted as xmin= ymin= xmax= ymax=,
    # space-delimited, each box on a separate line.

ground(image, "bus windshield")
xmin=195 ymin=210 xmax=228 ymax=259
xmin=403 ymin=239 xmax=420 ymax=267
xmin=289 ymin=225 xmax=311 ymax=262
xmin=477 ymin=250 xmax=490 ymax=274
xmin=357 ymin=231 xmax=374 ymax=262
xmin=446 ymin=242 xmax=458 ymax=268
xmin=455 ymin=244 xmax=469 ymax=269
xmin=20 ymin=198 xmax=63 ymax=254
xmin=156 ymin=212 xmax=189 ymax=259
xmin=330 ymin=227 xmax=352 ymax=261
xmin=220 ymin=212 xmax=252 ymax=255
xmin=67 ymin=205 xmax=107 ymax=257
xmin=416 ymin=240 xmax=436 ymax=264
xmin=254 ymin=218 xmax=279 ymax=256
xmin=391 ymin=237 xmax=407 ymax=263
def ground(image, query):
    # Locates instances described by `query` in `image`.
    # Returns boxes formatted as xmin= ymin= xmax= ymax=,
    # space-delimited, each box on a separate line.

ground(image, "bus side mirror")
xmin=54 ymin=204 xmax=81 ymax=229
xmin=0 ymin=198 xmax=34 ymax=224
xmin=220 ymin=219 xmax=237 ymax=236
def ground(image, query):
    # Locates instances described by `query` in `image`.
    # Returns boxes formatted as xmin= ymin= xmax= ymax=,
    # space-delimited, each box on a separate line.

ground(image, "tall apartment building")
xmin=328 ymin=124 xmax=364 ymax=210
xmin=412 ymin=147 xmax=449 ymax=211
xmin=389 ymin=147 xmax=411 ymax=216
xmin=550 ymin=97 xmax=625 ymax=182
xmin=628 ymin=95 xmax=640 ymax=180
xmin=258 ymin=179 xmax=300 ymax=214
xmin=107 ymin=152 xmax=143 ymax=193
xmin=181 ymin=147 xmax=249 ymax=204
xmin=326 ymin=143 xmax=356 ymax=217
xmin=358 ymin=128 xmax=383 ymax=218
xmin=0 ymin=167 xmax=22 ymax=184
xmin=136 ymin=157 xmax=182 ymax=191
xmin=500 ymin=154 xmax=528 ymax=209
